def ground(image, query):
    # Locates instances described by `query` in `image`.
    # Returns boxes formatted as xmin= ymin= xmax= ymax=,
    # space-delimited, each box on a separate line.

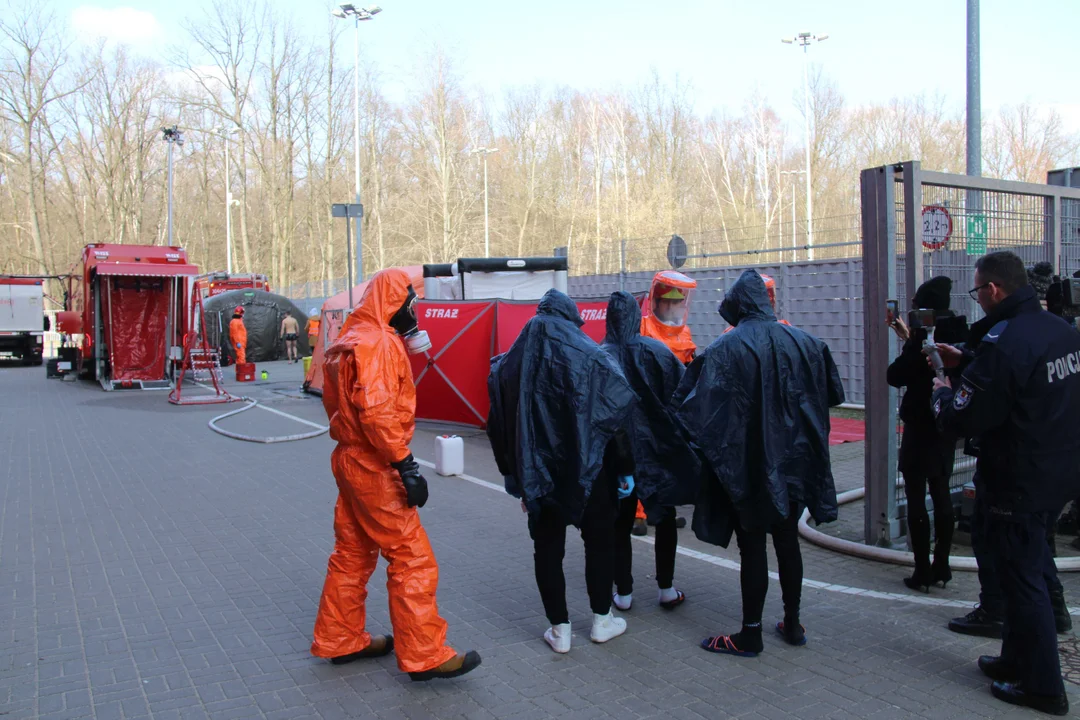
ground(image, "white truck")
xmin=0 ymin=277 xmax=46 ymax=365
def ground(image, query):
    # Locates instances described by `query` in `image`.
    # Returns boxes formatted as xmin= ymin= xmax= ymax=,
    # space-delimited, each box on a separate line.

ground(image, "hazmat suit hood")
xmin=487 ymin=289 xmax=635 ymax=525
xmin=719 ymin=270 xmax=776 ymax=328
xmin=674 ymin=271 xmax=845 ymax=547
xmin=328 ymin=269 xmax=411 ymax=358
xmin=601 ymin=291 xmax=701 ymax=507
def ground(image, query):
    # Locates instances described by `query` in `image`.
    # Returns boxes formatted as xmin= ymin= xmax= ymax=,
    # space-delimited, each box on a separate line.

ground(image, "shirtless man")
xmin=280 ymin=312 xmax=301 ymax=364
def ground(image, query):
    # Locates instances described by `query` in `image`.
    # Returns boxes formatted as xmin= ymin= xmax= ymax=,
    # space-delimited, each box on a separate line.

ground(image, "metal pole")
xmin=802 ymin=45 xmax=814 ymax=260
xmin=966 ymin=0 xmax=981 ymax=178
xmin=353 ymin=17 xmax=364 ymax=282
xmin=483 ymin=152 xmax=490 ymax=258
xmin=345 ymin=212 xmax=354 ymax=310
xmin=224 ymin=136 xmax=232 ymax=274
xmin=167 ymin=139 xmax=174 ymax=247
xmin=791 ymin=182 xmax=796 ymax=263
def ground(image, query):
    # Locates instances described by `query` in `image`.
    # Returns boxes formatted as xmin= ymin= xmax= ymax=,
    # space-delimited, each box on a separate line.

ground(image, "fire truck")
xmin=195 ymin=272 xmax=270 ymax=299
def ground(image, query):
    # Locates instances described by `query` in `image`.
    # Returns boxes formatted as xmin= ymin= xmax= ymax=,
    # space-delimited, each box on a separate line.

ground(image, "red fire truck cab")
xmin=195 ymin=272 xmax=271 ymax=299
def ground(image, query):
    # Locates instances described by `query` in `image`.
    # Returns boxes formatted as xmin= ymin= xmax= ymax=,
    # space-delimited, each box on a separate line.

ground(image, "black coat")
xmin=934 ymin=285 xmax=1080 ymax=513
xmin=487 ymin=289 xmax=636 ymax=525
xmin=673 ymin=270 xmax=845 ymax=547
xmin=887 ymin=313 xmax=967 ymax=478
xmin=600 ymin=291 xmax=702 ymax=507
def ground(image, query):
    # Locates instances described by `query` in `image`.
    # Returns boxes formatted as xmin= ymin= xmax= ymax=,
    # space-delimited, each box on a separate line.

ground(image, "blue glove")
xmin=618 ymin=475 xmax=635 ymax=499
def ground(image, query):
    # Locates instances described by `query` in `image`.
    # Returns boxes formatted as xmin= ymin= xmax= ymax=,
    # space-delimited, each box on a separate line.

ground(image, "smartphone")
xmin=909 ymin=308 xmax=936 ymax=329
xmin=885 ymin=299 xmax=899 ymax=325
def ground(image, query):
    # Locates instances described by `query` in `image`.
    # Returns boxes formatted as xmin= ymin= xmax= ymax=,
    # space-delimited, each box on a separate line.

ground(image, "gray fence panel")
xmin=569 ymin=259 xmax=866 ymax=405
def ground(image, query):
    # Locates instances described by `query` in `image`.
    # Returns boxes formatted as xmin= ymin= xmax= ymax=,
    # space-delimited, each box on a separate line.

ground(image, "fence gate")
xmin=860 ymin=161 xmax=1080 ymax=546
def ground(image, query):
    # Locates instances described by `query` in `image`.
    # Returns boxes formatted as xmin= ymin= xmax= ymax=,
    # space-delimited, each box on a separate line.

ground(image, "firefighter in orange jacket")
xmin=640 ymin=271 xmax=697 ymax=365
xmin=723 ymin=273 xmax=791 ymax=333
xmin=311 ymin=268 xmax=481 ymax=681
xmin=307 ymin=310 xmax=321 ymax=353
xmin=229 ymin=307 xmax=248 ymax=364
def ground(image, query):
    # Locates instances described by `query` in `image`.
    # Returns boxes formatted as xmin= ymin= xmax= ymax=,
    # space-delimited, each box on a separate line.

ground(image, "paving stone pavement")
xmin=1 ymin=360 xmax=1076 ymax=719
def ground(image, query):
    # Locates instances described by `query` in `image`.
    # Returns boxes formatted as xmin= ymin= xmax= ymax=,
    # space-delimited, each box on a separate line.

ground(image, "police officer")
xmin=932 ymin=251 xmax=1080 ymax=716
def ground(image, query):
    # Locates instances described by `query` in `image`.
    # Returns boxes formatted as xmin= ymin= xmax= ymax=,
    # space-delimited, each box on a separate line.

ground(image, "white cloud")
xmin=71 ymin=6 xmax=164 ymax=47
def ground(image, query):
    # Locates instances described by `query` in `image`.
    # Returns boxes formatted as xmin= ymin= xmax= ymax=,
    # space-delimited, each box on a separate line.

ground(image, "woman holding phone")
xmin=886 ymin=276 xmax=968 ymax=593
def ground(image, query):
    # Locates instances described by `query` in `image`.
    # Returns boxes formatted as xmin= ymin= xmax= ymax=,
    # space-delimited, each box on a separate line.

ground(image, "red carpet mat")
xmin=829 ymin=417 xmax=865 ymax=445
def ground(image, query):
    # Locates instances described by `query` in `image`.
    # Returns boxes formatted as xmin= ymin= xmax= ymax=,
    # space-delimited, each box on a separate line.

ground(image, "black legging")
xmin=903 ymin=472 xmax=954 ymax=576
xmin=529 ymin=485 xmax=617 ymax=625
xmin=613 ymin=494 xmax=677 ymax=595
xmin=733 ymin=502 xmax=804 ymax=625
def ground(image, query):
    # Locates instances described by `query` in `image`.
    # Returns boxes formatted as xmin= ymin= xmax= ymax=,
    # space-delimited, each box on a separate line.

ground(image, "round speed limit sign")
xmin=921 ymin=205 xmax=952 ymax=250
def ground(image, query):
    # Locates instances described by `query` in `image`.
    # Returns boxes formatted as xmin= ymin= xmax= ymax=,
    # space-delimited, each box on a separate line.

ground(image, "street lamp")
xmin=331 ymin=3 xmax=381 ymax=285
xmin=467 ymin=147 xmax=498 ymax=257
xmin=782 ymin=31 xmax=828 ymax=261
xmin=161 ymin=126 xmax=184 ymax=247
xmin=216 ymin=126 xmax=240 ymax=273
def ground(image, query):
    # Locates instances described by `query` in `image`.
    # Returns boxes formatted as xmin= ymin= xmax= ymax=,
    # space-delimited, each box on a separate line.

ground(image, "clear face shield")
xmin=651 ymin=285 xmax=693 ymax=327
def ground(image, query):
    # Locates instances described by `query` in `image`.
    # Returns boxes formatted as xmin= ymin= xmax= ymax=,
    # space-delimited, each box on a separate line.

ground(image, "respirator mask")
xmin=388 ymin=285 xmax=431 ymax=354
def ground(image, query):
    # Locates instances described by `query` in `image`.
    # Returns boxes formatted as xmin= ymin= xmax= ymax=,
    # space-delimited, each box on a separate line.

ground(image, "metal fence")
xmin=861 ymin=161 xmax=1080 ymax=547
xmin=569 ymin=248 xmax=866 ymax=404
xmin=576 ymin=213 xmax=863 ymax=277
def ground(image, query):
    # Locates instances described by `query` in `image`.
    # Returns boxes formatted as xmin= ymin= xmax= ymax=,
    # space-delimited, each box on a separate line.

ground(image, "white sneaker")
xmin=544 ymin=622 xmax=571 ymax=653
xmin=589 ymin=612 xmax=627 ymax=643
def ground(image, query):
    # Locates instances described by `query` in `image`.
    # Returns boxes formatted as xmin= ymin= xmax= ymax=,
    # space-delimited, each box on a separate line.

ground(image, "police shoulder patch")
xmin=953 ymin=382 xmax=975 ymax=409
xmin=981 ymin=320 xmax=1009 ymax=344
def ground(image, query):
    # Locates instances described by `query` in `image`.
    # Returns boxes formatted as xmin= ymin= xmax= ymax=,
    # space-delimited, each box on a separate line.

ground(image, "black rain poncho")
xmin=674 ymin=270 xmax=845 ymax=547
xmin=487 ymin=289 xmax=635 ymax=524
xmin=600 ymin=291 xmax=701 ymax=507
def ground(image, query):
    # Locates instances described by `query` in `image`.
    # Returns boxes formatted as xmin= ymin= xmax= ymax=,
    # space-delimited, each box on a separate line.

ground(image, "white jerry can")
xmin=434 ymin=435 xmax=464 ymax=476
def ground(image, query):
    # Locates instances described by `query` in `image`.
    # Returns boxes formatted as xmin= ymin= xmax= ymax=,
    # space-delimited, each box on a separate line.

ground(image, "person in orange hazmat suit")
xmin=310 ymin=268 xmax=481 ymax=681
xmin=723 ymin=274 xmax=791 ymax=334
xmin=636 ymin=270 xmax=698 ymax=535
xmin=640 ymin=270 xmax=698 ymax=366
xmin=229 ymin=306 xmax=248 ymax=364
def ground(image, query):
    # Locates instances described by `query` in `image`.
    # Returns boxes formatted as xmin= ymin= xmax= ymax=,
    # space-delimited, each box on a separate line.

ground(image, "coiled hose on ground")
xmin=208 ymin=397 xmax=329 ymax=444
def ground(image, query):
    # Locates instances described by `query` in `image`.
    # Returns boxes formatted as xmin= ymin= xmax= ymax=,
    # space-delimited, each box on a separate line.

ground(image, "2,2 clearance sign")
xmin=921 ymin=205 xmax=953 ymax=250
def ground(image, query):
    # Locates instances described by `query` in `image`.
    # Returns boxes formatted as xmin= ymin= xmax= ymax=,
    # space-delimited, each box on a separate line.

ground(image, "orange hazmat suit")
xmin=310 ymin=268 xmax=457 ymax=673
xmin=640 ymin=271 xmax=697 ymax=365
xmin=229 ymin=314 xmax=248 ymax=364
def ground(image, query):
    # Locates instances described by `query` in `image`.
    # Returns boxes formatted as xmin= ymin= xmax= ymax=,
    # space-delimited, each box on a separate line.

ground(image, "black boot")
xmin=990 ymin=682 xmax=1069 ymax=716
xmin=904 ymin=515 xmax=932 ymax=593
xmin=948 ymin=605 xmax=1003 ymax=639
xmin=931 ymin=509 xmax=954 ymax=588
xmin=1050 ymin=587 xmax=1073 ymax=634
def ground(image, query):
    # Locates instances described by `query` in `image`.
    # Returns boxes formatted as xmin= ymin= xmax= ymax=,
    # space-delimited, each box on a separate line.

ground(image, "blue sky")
xmin=57 ymin=0 xmax=1080 ymax=129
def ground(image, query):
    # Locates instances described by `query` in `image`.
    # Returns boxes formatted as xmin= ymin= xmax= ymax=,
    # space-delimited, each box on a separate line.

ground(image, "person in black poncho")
xmin=487 ymin=289 xmax=637 ymax=654
xmin=674 ymin=269 xmax=844 ymax=657
xmin=601 ymin=291 xmax=702 ymax=613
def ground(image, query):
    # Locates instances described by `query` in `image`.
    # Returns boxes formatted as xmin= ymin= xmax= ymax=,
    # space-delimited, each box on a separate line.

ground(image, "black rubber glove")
xmin=392 ymin=454 xmax=428 ymax=508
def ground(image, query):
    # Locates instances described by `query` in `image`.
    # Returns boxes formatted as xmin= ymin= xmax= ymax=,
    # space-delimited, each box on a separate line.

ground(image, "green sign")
xmin=966 ymin=213 xmax=988 ymax=256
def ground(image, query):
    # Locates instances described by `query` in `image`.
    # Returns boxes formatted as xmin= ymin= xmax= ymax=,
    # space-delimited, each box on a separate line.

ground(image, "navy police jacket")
xmin=933 ymin=285 xmax=1080 ymax=513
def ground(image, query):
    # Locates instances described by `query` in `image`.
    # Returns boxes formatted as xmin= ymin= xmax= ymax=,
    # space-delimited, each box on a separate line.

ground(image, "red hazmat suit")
xmin=640 ymin=270 xmax=697 ymax=364
xmin=311 ymin=268 xmax=457 ymax=673
xmin=229 ymin=314 xmax=248 ymax=364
